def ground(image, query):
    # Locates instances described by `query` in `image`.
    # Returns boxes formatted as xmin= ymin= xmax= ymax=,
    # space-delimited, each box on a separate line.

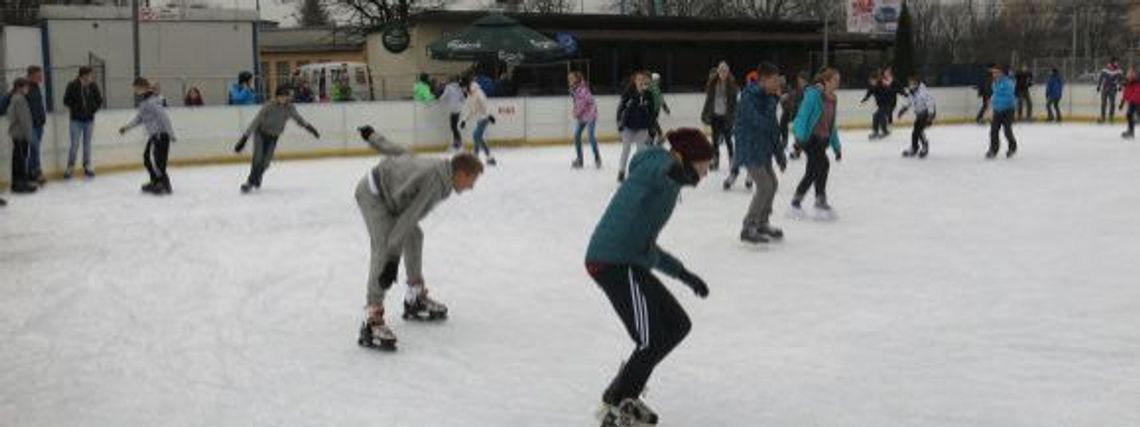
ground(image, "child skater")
xmin=119 ymin=77 xmax=175 ymax=195
xmin=587 ymin=128 xmax=712 ymax=427
xmin=615 ymin=70 xmax=657 ymax=182
xmin=460 ymin=77 xmax=497 ymax=166
xmin=898 ymin=74 xmax=937 ymax=158
xmin=234 ymin=86 xmax=321 ymax=193
xmin=569 ymin=71 xmax=601 ymax=169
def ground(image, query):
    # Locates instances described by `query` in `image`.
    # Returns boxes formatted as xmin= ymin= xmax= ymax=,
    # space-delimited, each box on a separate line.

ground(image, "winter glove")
xmin=234 ymin=135 xmax=248 ymax=153
xmin=358 ymin=125 xmax=375 ymax=141
xmin=677 ymin=269 xmax=709 ymax=298
xmin=897 ymin=107 xmax=909 ymax=119
xmin=776 ymin=153 xmax=787 ymax=172
xmin=306 ymin=125 xmax=320 ymax=139
xmin=378 ymin=258 xmax=400 ymax=290
xmin=488 ymin=115 xmax=497 ymax=125
xmin=118 ymin=126 xmax=128 ymax=135
xmin=460 ymin=121 xmax=467 ymax=130
xmin=835 ymin=150 xmax=843 ymax=162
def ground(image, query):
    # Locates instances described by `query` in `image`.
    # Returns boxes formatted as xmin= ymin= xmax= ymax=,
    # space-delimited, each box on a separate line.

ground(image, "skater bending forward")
xmin=586 ymin=128 xmax=712 ymax=426
xmin=356 ymin=152 xmax=484 ymax=351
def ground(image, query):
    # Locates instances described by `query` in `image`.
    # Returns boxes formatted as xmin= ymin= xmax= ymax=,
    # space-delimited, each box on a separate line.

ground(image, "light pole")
xmin=822 ymin=0 xmax=833 ymax=68
xmin=132 ymin=0 xmax=140 ymax=81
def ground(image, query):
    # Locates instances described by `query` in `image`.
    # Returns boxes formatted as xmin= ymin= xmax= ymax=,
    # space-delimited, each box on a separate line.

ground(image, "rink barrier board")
xmin=0 ymin=85 xmax=1114 ymax=187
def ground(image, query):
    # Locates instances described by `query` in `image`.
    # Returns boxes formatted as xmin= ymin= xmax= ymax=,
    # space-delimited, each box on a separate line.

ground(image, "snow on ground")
xmin=2 ymin=123 xmax=1139 ymax=427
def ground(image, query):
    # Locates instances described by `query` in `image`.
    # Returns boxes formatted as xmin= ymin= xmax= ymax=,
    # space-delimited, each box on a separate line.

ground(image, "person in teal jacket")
xmin=790 ymin=68 xmax=842 ymax=212
xmin=988 ymin=65 xmax=1018 ymax=158
xmin=585 ymin=128 xmax=712 ymax=427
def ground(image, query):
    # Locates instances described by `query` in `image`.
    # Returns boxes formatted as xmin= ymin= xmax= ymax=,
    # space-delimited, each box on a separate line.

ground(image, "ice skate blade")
xmin=402 ymin=312 xmax=448 ymax=322
xmin=358 ymin=338 xmax=398 ymax=352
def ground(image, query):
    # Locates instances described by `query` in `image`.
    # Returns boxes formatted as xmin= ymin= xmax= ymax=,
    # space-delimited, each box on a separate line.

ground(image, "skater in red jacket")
xmin=1119 ymin=68 xmax=1140 ymax=139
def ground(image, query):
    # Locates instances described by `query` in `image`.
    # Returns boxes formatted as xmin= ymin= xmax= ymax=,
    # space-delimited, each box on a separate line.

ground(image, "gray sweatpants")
xmin=619 ymin=129 xmax=651 ymax=173
xmin=743 ymin=164 xmax=778 ymax=227
xmin=355 ymin=177 xmax=424 ymax=307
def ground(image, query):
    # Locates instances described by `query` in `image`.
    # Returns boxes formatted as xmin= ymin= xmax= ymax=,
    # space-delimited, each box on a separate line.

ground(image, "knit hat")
xmin=666 ymin=128 xmax=714 ymax=162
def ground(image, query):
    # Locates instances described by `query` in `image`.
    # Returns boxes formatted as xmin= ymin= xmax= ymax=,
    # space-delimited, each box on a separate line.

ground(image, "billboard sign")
xmin=847 ymin=0 xmax=902 ymax=35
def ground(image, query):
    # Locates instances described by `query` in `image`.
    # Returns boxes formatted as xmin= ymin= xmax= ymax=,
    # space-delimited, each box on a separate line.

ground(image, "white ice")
xmin=2 ymin=124 xmax=1139 ymax=427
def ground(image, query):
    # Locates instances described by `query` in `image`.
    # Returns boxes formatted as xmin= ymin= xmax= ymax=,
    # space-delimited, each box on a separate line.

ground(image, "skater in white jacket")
xmin=460 ymin=80 xmax=497 ymax=165
xmin=898 ymin=75 xmax=937 ymax=158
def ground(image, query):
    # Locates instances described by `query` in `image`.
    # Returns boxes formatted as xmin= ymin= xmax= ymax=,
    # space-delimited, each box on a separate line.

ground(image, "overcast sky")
xmin=160 ymin=0 xmax=612 ymax=26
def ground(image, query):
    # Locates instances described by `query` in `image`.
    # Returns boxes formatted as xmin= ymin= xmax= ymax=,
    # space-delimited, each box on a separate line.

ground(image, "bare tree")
xmin=335 ymin=0 xmax=454 ymax=29
xmin=298 ymin=0 xmax=332 ymax=27
xmin=518 ymin=0 xmax=577 ymax=13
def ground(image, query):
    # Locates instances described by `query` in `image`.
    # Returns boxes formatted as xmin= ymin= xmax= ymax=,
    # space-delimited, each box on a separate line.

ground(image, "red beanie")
xmin=666 ymin=128 xmax=714 ymax=162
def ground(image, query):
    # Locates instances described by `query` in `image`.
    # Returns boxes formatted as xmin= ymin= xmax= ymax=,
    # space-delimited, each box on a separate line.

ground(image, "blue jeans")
xmin=473 ymin=119 xmax=492 ymax=157
xmin=30 ymin=126 xmax=44 ymax=176
xmin=68 ymin=120 xmax=95 ymax=169
xmin=574 ymin=120 xmax=599 ymax=163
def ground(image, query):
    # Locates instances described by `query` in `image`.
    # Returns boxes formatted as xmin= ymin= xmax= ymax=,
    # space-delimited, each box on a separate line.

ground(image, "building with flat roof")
xmin=365 ymin=10 xmax=893 ymax=98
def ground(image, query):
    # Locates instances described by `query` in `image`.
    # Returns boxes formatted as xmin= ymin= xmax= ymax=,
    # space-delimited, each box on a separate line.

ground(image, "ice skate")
xmin=63 ymin=168 xmax=74 ymax=180
xmin=240 ymin=183 xmax=255 ymax=194
xmin=141 ymin=181 xmax=159 ymax=194
xmin=84 ymin=168 xmax=96 ymax=179
xmin=619 ymin=398 xmax=659 ymax=426
xmin=596 ymin=402 xmax=628 ymax=427
xmin=486 ymin=157 xmax=498 ymax=167
xmin=153 ymin=181 xmax=172 ymax=196
xmin=985 ymin=150 xmax=998 ymax=159
xmin=1122 ymin=131 xmax=1134 ymax=140
xmin=902 ymin=149 xmax=917 ymax=158
xmin=572 ymin=158 xmax=584 ymax=169
xmin=722 ymin=172 xmax=738 ymax=191
xmin=1006 ymin=147 xmax=1017 ymax=158
xmin=358 ymin=317 xmax=397 ymax=351
xmin=403 ymin=289 xmax=448 ymax=321
xmin=918 ymin=144 xmax=929 ymax=159
xmin=868 ymin=132 xmax=881 ymax=140
xmin=740 ymin=226 xmax=770 ymax=244
xmin=595 ymin=157 xmax=603 ymax=169
xmin=759 ymin=224 xmax=784 ymax=240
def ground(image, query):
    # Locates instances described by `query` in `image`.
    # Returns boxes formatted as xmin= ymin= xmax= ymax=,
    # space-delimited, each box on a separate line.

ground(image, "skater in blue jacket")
xmin=988 ymin=65 xmax=1019 ymax=158
xmin=1045 ymin=69 xmax=1064 ymax=123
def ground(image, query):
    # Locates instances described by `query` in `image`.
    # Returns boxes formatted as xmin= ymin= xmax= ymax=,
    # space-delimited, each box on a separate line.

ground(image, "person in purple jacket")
xmin=569 ymin=71 xmax=601 ymax=169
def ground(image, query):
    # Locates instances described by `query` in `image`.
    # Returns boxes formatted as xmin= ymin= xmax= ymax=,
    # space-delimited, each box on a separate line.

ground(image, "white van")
xmin=295 ymin=62 xmax=374 ymax=102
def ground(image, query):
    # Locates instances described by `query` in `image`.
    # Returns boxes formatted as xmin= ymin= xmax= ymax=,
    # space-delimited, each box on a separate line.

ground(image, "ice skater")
xmin=861 ymin=71 xmax=898 ymax=139
xmin=648 ymin=72 xmax=671 ymax=145
xmin=1045 ymin=69 xmax=1064 ymax=123
xmin=355 ymin=152 xmax=484 ymax=351
xmin=727 ymin=63 xmax=787 ymax=243
xmin=439 ymin=76 xmax=466 ymax=151
xmin=234 ymin=86 xmax=321 ymax=194
xmin=1119 ymin=68 xmax=1139 ymax=139
xmin=790 ymin=68 xmax=843 ymax=214
xmin=987 ymin=65 xmax=1018 ymax=159
xmin=6 ymin=78 xmax=37 ymax=194
xmin=975 ymin=64 xmax=994 ymax=124
xmin=1014 ymin=64 xmax=1034 ymax=122
xmin=1098 ymin=58 xmax=1124 ymax=124
xmin=616 ymin=70 xmax=657 ymax=182
xmin=586 ymin=128 xmax=712 ymax=427
xmin=783 ymin=72 xmax=809 ymax=160
xmin=460 ymin=78 xmax=497 ymax=166
xmin=898 ymin=74 xmax=937 ymax=158
xmin=701 ymin=61 xmax=738 ymax=170
xmin=119 ymin=77 xmax=175 ymax=195
xmin=569 ymin=71 xmax=601 ymax=169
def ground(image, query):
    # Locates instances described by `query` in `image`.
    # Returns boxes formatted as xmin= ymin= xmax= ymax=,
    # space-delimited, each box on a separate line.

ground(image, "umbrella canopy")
xmin=427 ymin=13 xmax=567 ymax=64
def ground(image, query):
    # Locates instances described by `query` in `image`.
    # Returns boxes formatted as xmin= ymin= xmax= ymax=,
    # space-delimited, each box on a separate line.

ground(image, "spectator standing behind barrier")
xmin=413 ymin=73 xmax=436 ymax=104
xmin=62 ymin=66 xmax=104 ymax=180
xmin=293 ymin=80 xmax=315 ymax=104
xmin=184 ymin=87 xmax=205 ymax=107
xmin=229 ymin=71 xmax=258 ymax=105
xmin=975 ymin=64 xmax=994 ymax=124
xmin=25 ymin=66 xmax=47 ymax=185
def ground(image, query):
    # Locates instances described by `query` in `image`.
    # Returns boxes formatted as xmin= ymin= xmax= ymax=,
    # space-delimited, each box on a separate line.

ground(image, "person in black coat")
xmin=62 ymin=66 xmax=105 ymax=179
xmin=25 ymin=66 xmax=47 ymax=184
xmin=975 ymin=64 xmax=994 ymax=124
xmin=861 ymin=72 xmax=898 ymax=139
xmin=1015 ymin=64 xmax=1034 ymax=121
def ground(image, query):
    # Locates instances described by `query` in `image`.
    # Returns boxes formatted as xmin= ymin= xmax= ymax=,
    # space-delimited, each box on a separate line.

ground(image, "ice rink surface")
xmin=2 ymin=123 xmax=1139 ymax=427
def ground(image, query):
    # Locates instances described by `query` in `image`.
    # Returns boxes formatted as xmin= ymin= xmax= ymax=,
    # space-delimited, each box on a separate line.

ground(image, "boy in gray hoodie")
xmin=356 ymin=152 xmax=484 ymax=351
xmin=119 ymin=77 xmax=176 ymax=195
xmin=7 ymin=78 xmax=38 ymax=194
xmin=234 ymin=86 xmax=320 ymax=193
